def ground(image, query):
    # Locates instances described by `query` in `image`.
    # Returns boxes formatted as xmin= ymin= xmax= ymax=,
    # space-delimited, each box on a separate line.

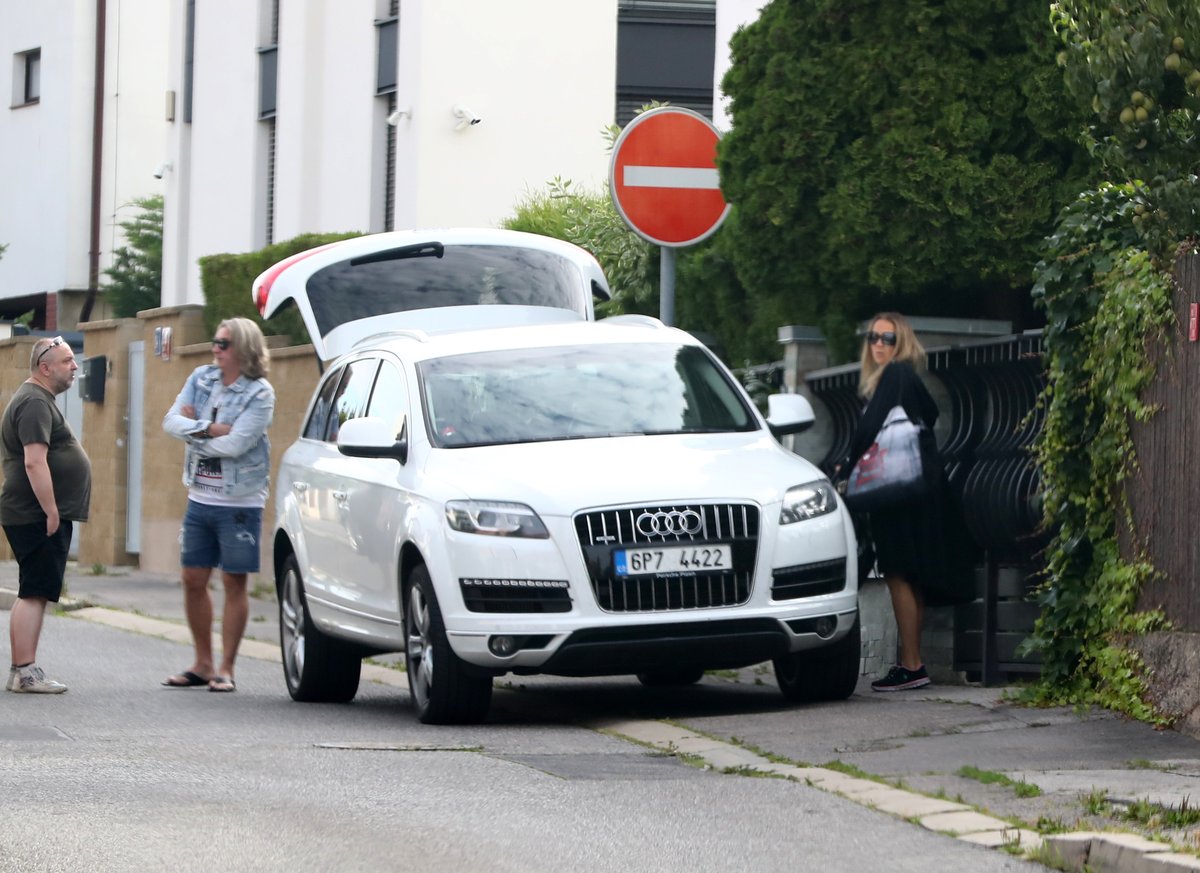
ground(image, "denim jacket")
xmin=163 ymin=365 xmax=275 ymax=499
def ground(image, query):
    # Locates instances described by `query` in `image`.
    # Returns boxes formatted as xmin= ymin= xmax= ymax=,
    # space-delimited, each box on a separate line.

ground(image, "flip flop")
xmin=208 ymin=676 xmax=236 ymax=693
xmin=162 ymin=671 xmax=210 ymax=688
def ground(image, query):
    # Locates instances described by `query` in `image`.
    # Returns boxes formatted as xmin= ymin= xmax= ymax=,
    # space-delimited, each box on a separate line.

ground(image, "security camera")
xmin=153 ymin=161 xmax=172 ymax=179
xmin=452 ymin=105 xmax=482 ymax=129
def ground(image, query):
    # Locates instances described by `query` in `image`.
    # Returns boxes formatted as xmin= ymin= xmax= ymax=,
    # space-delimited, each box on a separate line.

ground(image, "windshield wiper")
xmin=350 ymin=242 xmax=444 ymax=267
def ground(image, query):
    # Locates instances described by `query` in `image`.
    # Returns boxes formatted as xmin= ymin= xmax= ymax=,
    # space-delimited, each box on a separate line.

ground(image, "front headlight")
xmin=445 ymin=500 xmax=549 ymax=538
xmin=779 ymin=480 xmax=838 ymax=524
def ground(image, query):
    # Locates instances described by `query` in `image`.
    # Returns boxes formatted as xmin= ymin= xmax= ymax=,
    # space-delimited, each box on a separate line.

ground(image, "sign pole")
xmin=660 ymin=246 xmax=676 ymax=325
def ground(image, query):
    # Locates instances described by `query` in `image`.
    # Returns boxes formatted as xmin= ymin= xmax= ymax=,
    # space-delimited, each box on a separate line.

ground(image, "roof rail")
xmin=600 ymin=314 xmax=666 ymax=329
xmin=355 ymin=328 xmax=431 ymax=347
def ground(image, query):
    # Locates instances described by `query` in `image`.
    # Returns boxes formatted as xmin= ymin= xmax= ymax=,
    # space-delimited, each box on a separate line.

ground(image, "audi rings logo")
xmin=635 ymin=509 xmax=703 ymax=538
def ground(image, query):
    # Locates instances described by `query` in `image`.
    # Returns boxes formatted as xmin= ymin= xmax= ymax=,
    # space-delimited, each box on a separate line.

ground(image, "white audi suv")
xmin=258 ymin=230 xmax=860 ymax=723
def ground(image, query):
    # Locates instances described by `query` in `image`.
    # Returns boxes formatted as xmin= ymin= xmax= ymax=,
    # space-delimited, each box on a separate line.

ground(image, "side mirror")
xmin=766 ymin=393 xmax=815 ymax=437
xmin=337 ymin=416 xmax=408 ymax=464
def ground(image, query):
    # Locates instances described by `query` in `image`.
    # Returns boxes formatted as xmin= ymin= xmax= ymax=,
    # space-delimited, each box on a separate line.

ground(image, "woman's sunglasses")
xmin=212 ymin=338 xmax=233 ymax=350
xmin=866 ymin=331 xmax=897 ymax=347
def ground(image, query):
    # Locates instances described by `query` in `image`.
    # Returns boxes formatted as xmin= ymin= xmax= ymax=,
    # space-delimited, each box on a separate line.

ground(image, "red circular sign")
xmin=609 ymin=107 xmax=730 ymax=248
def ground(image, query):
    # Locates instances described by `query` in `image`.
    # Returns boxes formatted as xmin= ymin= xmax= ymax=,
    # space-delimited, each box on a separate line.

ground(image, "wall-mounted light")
xmin=387 ymin=108 xmax=412 ymax=125
xmin=153 ymin=161 xmax=173 ymax=179
xmin=452 ymin=104 xmax=482 ymax=131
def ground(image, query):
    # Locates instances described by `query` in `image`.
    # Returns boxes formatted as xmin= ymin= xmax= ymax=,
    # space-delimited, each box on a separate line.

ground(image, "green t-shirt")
xmin=0 ymin=382 xmax=92 ymax=524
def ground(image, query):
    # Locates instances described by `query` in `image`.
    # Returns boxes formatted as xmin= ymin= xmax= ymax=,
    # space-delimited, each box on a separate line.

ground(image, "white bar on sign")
xmin=623 ymin=165 xmax=720 ymax=190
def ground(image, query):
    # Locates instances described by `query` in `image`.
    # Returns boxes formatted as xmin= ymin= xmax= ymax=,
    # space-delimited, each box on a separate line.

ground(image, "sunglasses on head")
xmin=866 ymin=331 xmax=897 ymax=347
xmin=211 ymin=338 xmax=232 ymax=350
xmin=35 ymin=337 xmax=65 ymax=365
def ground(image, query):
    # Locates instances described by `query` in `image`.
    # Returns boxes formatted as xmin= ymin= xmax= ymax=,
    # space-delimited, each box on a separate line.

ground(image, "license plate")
xmin=614 ymin=545 xmax=731 ymax=576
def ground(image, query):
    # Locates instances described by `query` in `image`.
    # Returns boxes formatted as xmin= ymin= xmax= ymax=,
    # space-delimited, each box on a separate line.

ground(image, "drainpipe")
xmin=80 ymin=0 xmax=107 ymax=325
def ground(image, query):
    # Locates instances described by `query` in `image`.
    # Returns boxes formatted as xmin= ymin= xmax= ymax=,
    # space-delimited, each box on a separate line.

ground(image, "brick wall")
xmin=0 ymin=307 xmax=320 ymax=581
xmin=133 ymin=307 xmax=320 ymax=578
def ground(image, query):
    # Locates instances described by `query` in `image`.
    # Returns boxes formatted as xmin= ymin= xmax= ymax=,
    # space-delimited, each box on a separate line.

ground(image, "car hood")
xmin=420 ymin=431 xmax=824 ymax=513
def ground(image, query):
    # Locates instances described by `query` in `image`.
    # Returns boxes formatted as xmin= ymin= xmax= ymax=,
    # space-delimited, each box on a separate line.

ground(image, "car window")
xmin=304 ymin=244 xmax=588 ymax=339
xmin=418 ymin=343 xmax=756 ymax=448
xmin=302 ymin=367 xmax=344 ymax=441
xmin=366 ymin=361 xmax=408 ymax=440
xmin=326 ymin=358 xmax=380 ymax=442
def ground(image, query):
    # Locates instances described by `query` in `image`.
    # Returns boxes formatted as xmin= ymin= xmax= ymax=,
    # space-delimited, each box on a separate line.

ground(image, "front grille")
xmin=574 ymin=503 xmax=759 ymax=613
xmin=771 ymin=558 xmax=847 ymax=601
xmin=459 ymin=578 xmax=572 ymax=613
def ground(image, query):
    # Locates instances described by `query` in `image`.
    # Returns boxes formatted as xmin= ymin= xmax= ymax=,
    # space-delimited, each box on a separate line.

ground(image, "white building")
xmin=0 ymin=0 xmax=169 ymax=328
xmin=2 ymin=1 xmax=723 ymax=323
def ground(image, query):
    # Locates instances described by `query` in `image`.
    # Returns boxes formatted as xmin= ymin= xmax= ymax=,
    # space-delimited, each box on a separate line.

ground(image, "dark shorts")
xmin=180 ymin=500 xmax=262 ymax=574
xmin=3 ymin=520 xmax=73 ymax=602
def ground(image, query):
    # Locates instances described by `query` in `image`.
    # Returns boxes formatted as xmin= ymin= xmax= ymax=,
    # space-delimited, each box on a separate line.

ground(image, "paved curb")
xmin=597 ymin=719 xmax=1200 ymax=871
xmin=1042 ymin=832 xmax=1200 ymax=872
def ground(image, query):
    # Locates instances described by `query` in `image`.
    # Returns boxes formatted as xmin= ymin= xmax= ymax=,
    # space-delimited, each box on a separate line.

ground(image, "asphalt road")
xmin=0 ymin=609 xmax=1043 ymax=873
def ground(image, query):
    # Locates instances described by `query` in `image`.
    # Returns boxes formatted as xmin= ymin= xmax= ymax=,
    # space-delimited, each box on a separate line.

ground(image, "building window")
xmin=12 ymin=48 xmax=41 ymax=107
xmin=258 ymin=46 xmax=278 ymax=118
xmin=264 ymin=117 xmax=277 ymax=245
xmin=376 ymin=4 xmax=399 ymax=232
xmin=375 ymin=16 xmax=398 ymax=95
xmin=384 ymin=94 xmax=397 ymax=232
xmin=616 ymin=0 xmax=715 ymax=126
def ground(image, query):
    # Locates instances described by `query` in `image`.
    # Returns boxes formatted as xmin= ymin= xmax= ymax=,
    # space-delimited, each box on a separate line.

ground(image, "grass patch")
xmin=957 ymin=765 xmax=1042 ymax=798
xmin=1117 ymin=796 xmax=1200 ymax=829
xmin=1080 ymin=788 xmax=1109 ymax=815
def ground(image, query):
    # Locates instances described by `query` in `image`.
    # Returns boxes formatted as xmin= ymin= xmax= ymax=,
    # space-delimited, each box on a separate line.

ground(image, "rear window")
xmin=304 ymin=243 xmax=588 ymax=339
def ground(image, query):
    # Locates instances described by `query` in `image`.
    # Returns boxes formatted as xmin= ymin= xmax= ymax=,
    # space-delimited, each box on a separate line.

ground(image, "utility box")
xmin=78 ymin=355 xmax=106 ymax=403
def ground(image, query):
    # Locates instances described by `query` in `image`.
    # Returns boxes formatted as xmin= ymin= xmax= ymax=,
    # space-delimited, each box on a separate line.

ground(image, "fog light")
xmin=488 ymin=635 xmax=519 ymax=657
xmin=814 ymin=616 xmax=836 ymax=639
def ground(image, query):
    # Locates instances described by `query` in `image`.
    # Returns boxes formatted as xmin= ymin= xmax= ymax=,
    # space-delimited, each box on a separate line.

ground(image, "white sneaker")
xmin=9 ymin=664 xmax=67 ymax=694
xmin=5 ymin=666 xmax=16 ymax=692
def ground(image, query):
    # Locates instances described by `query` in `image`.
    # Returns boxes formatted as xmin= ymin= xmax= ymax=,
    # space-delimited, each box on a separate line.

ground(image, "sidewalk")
xmin=5 ymin=560 xmax=1200 ymax=871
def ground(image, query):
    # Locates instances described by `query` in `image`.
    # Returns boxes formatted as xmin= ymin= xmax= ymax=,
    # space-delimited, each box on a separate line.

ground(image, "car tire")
xmin=635 ymin=668 xmax=706 ymax=687
xmin=405 ymin=564 xmax=493 ymax=725
xmin=279 ymin=554 xmax=362 ymax=703
xmin=773 ymin=615 xmax=861 ymax=703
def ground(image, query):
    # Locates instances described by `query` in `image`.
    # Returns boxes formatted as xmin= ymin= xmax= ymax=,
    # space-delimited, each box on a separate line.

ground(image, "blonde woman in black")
xmin=842 ymin=313 xmax=944 ymax=691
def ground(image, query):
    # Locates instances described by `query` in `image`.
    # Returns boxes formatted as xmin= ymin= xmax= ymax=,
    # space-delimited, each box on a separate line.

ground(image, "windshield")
xmin=305 ymin=244 xmax=589 ymax=340
xmin=418 ymin=343 xmax=757 ymax=448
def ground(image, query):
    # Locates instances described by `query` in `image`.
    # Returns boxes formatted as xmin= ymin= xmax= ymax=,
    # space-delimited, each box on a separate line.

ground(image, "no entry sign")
xmin=609 ymin=107 xmax=730 ymax=248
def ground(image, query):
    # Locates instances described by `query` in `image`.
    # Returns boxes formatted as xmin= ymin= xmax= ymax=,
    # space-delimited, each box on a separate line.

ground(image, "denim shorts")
xmin=180 ymin=500 xmax=262 ymax=574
